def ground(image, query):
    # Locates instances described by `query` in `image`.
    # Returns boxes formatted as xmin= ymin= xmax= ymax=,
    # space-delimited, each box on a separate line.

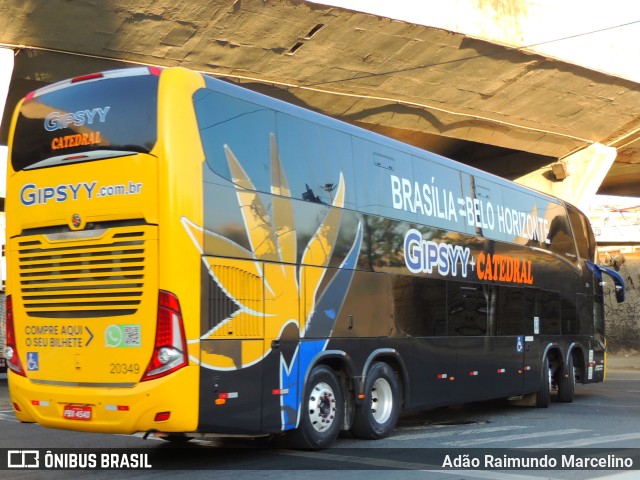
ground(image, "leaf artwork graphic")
xmin=182 ymin=133 xmax=362 ymax=373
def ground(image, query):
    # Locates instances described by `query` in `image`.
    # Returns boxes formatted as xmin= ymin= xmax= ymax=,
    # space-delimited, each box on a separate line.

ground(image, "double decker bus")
xmin=5 ymin=67 xmax=625 ymax=448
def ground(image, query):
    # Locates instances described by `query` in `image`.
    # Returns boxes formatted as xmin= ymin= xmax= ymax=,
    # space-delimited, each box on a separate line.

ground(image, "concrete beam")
xmin=515 ymin=142 xmax=617 ymax=209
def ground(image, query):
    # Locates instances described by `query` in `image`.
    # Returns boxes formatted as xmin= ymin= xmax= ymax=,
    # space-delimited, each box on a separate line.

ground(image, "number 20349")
xmin=110 ymin=363 xmax=140 ymax=374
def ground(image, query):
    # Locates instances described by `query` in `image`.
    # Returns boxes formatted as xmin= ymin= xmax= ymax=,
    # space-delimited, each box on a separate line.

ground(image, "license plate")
xmin=63 ymin=405 xmax=92 ymax=421
xmin=0 ymin=358 xmax=6 ymax=368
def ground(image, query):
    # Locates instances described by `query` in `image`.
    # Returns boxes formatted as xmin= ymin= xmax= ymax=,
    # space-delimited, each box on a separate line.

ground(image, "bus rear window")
xmin=11 ymin=71 xmax=159 ymax=171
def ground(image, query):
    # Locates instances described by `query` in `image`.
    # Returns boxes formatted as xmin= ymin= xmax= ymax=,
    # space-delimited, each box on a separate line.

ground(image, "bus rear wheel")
xmin=351 ymin=362 xmax=400 ymax=440
xmin=287 ymin=365 xmax=344 ymax=449
xmin=557 ymin=355 xmax=575 ymax=403
xmin=536 ymin=355 xmax=551 ymax=408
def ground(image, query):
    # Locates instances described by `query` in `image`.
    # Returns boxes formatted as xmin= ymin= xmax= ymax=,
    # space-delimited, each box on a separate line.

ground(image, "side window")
xmin=539 ymin=290 xmax=561 ymax=335
xmin=393 ymin=277 xmax=447 ymax=336
xmin=448 ymin=282 xmax=488 ymax=336
xmin=577 ymin=293 xmax=593 ymax=335
xmin=561 ymin=294 xmax=579 ymax=334
xmin=194 ymin=87 xmax=276 ymax=193
xmin=567 ymin=205 xmax=594 ymax=261
xmin=275 ymin=113 xmax=355 ymax=208
xmin=547 ymin=204 xmax=577 ymax=261
xmin=352 ymin=137 xmax=414 ymax=221
xmin=498 ymin=287 xmax=524 ymax=335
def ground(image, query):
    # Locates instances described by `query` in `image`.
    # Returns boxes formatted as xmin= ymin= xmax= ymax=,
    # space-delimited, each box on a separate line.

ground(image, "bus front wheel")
xmin=351 ymin=362 xmax=400 ymax=440
xmin=288 ymin=365 xmax=344 ymax=449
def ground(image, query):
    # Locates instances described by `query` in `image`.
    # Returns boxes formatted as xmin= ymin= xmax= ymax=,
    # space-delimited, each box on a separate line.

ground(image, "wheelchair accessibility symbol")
xmin=27 ymin=352 xmax=39 ymax=371
xmin=516 ymin=336 xmax=524 ymax=353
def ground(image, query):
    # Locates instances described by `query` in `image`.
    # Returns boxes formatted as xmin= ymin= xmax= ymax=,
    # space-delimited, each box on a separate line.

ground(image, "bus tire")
xmin=557 ymin=355 xmax=575 ymax=403
xmin=288 ymin=365 xmax=344 ymax=449
xmin=536 ymin=355 xmax=551 ymax=408
xmin=351 ymin=362 xmax=400 ymax=440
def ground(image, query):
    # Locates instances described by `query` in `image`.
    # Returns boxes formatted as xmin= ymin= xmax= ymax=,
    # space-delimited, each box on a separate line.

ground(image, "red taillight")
xmin=61 ymin=155 xmax=90 ymax=162
xmin=5 ymin=296 xmax=26 ymax=377
xmin=140 ymin=290 xmax=188 ymax=382
xmin=71 ymin=72 xmax=104 ymax=83
xmin=148 ymin=66 xmax=162 ymax=76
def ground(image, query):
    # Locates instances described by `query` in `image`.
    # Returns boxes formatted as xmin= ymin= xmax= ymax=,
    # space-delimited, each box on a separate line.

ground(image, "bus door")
xmin=448 ymin=282 xmax=498 ymax=402
xmin=485 ymin=286 xmax=527 ymax=398
xmin=456 ymin=282 xmax=526 ymax=400
xmin=522 ymin=289 xmax=544 ymax=394
xmin=399 ymin=278 xmax=462 ymax=408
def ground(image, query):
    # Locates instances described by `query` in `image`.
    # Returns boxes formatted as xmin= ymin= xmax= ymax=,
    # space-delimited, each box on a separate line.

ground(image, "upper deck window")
xmin=12 ymin=70 xmax=158 ymax=171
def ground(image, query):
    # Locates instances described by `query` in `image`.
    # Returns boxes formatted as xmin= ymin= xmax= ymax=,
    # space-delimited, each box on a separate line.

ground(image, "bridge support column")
xmin=514 ymin=142 xmax=617 ymax=209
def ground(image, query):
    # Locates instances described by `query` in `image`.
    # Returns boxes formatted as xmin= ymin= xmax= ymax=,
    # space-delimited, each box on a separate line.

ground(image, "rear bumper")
xmin=8 ymin=365 xmax=199 ymax=434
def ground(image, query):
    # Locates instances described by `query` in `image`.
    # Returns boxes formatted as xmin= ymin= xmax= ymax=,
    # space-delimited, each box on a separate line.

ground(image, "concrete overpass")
xmin=1 ymin=0 xmax=639 ymax=206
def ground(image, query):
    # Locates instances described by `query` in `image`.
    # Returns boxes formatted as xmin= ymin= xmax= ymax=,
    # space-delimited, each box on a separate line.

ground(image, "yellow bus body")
xmin=7 ymin=68 xmax=205 ymax=434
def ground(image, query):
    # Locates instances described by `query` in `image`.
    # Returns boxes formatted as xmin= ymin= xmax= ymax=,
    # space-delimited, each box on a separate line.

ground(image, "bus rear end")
xmin=5 ymin=67 xmax=199 ymax=434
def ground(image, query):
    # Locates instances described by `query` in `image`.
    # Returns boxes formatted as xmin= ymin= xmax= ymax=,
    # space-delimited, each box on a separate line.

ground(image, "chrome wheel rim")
xmin=307 ymin=381 xmax=337 ymax=433
xmin=370 ymin=377 xmax=393 ymax=424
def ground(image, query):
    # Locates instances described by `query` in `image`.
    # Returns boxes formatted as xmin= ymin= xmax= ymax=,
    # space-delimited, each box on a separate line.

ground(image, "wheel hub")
xmin=308 ymin=382 xmax=336 ymax=432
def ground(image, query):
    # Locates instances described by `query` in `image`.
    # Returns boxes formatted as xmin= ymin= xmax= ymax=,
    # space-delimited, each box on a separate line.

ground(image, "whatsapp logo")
xmin=105 ymin=324 xmax=141 ymax=348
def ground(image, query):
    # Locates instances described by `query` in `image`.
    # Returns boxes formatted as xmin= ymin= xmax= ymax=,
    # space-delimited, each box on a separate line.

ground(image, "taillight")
xmin=71 ymin=72 xmax=104 ymax=83
xmin=141 ymin=290 xmax=188 ymax=382
xmin=5 ymin=296 xmax=26 ymax=376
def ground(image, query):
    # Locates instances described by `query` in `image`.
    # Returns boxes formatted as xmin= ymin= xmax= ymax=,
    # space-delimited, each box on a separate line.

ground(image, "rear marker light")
xmin=215 ymin=392 xmax=239 ymax=405
xmin=219 ymin=392 xmax=237 ymax=399
xmin=62 ymin=155 xmax=89 ymax=162
xmin=13 ymin=402 xmax=22 ymax=413
xmin=106 ymin=405 xmax=130 ymax=411
xmin=154 ymin=412 xmax=171 ymax=422
xmin=272 ymin=389 xmax=289 ymax=395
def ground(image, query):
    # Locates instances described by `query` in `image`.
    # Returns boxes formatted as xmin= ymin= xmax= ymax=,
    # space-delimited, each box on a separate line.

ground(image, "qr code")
xmin=123 ymin=325 xmax=141 ymax=347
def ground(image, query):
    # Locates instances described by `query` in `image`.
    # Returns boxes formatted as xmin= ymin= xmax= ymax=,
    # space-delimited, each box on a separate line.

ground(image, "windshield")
xmin=11 ymin=70 xmax=159 ymax=171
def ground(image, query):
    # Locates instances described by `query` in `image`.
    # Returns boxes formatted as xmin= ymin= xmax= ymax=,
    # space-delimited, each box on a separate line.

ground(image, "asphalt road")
xmin=1 ymin=360 xmax=640 ymax=480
